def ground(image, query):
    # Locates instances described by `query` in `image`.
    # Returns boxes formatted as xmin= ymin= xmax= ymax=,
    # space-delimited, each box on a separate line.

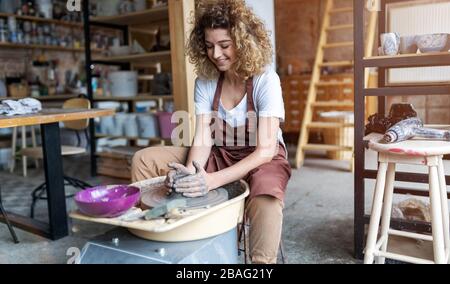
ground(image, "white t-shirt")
xmin=194 ymin=68 xmax=286 ymax=152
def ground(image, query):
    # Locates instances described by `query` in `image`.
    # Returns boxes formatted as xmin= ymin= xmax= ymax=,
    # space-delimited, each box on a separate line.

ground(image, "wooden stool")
xmin=364 ymin=135 xmax=450 ymax=264
xmin=10 ymin=126 xmax=39 ymax=177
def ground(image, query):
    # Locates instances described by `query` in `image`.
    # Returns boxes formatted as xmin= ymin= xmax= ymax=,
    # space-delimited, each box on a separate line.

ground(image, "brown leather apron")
xmin=205 ymin=73 xmax=292 ymax=201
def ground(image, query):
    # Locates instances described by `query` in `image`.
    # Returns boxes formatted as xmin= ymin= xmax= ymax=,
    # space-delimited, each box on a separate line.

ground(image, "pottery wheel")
xmin=141 ymin=187 xmax=229 ymax=210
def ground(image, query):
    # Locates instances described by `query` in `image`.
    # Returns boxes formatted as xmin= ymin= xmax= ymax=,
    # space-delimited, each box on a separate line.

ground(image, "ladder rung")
xmin=316 ymin=81 xmax=352 ymax=87
xmin=327 ymin=24 xmax=354 ymax=31
xmin=329 ymin=7 xmax=353 ymax=14
xmin=307 ymin=122 xmax=354 ymax=129
xmin=311 ymin=101 xmax=354 ymax=107
xmin=323 ymin=41 xmax=354 ymax=49
xmin=320 ymin=61 xmax=354 ymax=67
xmin=303 ymin=144 xmax=353 ymax=151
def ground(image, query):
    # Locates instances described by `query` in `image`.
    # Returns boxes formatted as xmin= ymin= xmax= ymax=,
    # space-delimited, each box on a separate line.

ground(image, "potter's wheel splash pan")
xmin=70 ymin=177 xmax=249 ymax=242
xmin=128 ymin=177 xmax=249 ymax=242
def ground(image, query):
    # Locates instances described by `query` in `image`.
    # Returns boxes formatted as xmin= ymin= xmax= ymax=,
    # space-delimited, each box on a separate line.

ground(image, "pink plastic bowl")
xmin=75 ymin=185 xmax=140 ymax=218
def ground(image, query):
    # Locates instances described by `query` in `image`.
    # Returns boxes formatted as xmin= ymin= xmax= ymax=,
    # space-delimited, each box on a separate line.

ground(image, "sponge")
xmin=145 ymin=199 xmax=187 ymax=220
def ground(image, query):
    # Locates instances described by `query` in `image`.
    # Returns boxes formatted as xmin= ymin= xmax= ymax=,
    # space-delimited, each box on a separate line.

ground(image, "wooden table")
xmin=0 ymin=108 xmax=115 ymax=240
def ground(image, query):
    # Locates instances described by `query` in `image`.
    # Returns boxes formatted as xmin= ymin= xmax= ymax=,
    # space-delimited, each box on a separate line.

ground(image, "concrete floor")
xmin=0 ymin=150 xmax=365 ymax=264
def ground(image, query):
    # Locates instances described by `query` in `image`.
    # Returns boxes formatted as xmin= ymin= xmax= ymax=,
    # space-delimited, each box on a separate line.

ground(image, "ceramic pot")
xmin=380 ymin=32 xmax=400 ymax=56
xmin=136 ymin=114 xmax=160 ymax=138
xmin=399 ymin=35 xmax=418 ymax=54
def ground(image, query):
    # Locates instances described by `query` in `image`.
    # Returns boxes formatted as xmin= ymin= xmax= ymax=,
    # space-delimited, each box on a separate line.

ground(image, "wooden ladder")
xmin=294 ymin=0 xmax=377 ymax=170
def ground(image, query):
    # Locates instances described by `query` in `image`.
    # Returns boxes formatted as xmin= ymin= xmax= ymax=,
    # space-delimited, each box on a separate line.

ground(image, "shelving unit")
xmin=0 ymin=12 xmax=95 ymax=53
xmin=353 ymin=0 xmax=450 ymax=259
xmin=90 ymin=6 xmax=169 ymax=26
xmin=0 ymin=42 xmax=92 ymax=53
xmin=34 ymin=94 xmax=79 ymax=101
xmin=92 ymin=50 xmax=171 ymax=63
xmin=83 ymin=0 xmax=195 ymax=176
xmin=0 ymin=12 xmax=83 ymax=28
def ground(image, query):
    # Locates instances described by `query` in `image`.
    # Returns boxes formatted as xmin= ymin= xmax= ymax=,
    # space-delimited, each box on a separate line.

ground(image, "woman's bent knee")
xmin=131 ymin=148 xmax=161 ymax=182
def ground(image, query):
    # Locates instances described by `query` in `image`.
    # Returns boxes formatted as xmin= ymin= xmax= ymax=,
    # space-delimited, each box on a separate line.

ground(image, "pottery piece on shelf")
xmin=380 ymin=32 xmax=400 ymax=56
xmin=108 ymin=71 xmax=138 ymax=98
xmin=113 ymin=113 xmax=128 ymax=136
xmin=99 ymin=116 xmax=115 ymax=135
xmin=124 ymin=114 xmax=138 ymax=137
xmin=96 ymin=0 xmax=120 ymax=16
xmin=109 ymin=45 xmax=132 ymax=56
xmin=416 ymin=33 xmax=450 ymax=53
xmin=136 ymin=114 xmax=160 ymax=138
xmin=134 ymin=0 xmax=147 ymax=11
xmin=399 ymin=35 xmax=418 ymax=54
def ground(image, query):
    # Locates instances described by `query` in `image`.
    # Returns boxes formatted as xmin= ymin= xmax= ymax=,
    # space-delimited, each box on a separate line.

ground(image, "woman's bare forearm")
xmin=185 ymin=144 xmax=212 ymax=174
xmin=184 ymin=114 xmax=213 ymax=174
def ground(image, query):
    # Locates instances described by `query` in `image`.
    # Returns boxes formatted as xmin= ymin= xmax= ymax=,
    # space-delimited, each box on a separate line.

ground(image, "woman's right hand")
xmin=164 ymin=162 xmax=194 ymax=191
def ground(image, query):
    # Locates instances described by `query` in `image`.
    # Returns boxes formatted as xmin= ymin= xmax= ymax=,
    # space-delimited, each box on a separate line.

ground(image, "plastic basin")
xmin=75 ymin=185 xmax=140 ymax=218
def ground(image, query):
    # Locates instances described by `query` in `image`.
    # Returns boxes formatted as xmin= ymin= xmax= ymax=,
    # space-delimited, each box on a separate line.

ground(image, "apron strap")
xmin=245 ymin=77 xmax=255 ymax=112
xmin=212 ymin=72 xmax=225 ymax=112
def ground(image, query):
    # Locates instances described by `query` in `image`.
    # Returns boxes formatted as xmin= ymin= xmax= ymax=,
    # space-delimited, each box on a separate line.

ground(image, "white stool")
xmin=364 ymin=134 xmax=450 ymax=264
xmin=10 ymin=126 xmax=39 ymax=177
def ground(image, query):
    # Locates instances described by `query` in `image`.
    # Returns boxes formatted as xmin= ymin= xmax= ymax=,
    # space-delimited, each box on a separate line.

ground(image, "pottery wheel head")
xmin=141 ymin=186 xmax=229 ymax=210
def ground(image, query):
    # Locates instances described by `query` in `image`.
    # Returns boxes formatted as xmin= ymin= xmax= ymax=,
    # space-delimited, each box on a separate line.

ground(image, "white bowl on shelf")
xmin=416 ymin=33 xmax=450 ymax=53
xmin=109 ymin=45 xmax=132 ymax=57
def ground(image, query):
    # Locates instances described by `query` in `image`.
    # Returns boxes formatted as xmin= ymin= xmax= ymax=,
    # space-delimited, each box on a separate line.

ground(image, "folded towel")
xmin=0 ymin=98 xmax=42 ymax=116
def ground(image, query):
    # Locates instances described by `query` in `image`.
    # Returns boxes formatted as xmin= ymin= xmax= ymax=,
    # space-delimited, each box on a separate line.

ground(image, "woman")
xmin=132 ymin=0 xmax=291 ymax=264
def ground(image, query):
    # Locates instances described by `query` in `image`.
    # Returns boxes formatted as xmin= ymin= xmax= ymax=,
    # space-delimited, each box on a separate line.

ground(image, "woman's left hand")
xmin=173 ymin=161 xmax=213 ymax=197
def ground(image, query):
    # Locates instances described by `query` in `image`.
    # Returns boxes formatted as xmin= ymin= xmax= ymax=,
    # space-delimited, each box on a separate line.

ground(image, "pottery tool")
xmin=145 ymin=199 xmax=187 ymax=220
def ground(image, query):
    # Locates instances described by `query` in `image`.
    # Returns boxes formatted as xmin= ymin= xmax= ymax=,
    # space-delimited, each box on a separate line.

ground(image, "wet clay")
xmin=365 ymin=103 xmax=418 ymax=135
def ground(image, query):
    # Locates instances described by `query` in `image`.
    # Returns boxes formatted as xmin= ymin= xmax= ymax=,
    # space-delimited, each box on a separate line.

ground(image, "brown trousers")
xmin=131 ymin=146 xmax=284 ymax=264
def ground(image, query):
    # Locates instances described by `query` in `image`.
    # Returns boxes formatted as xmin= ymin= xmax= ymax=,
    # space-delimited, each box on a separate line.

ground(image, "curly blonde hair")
xmin=186 ymin=0 xmax=273 ymax=80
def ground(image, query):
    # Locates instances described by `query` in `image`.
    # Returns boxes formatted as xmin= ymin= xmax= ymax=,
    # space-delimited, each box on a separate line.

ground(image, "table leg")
xmin=41 ymin=123 xmax=68 ymax=240
xmin=0 ymin=187 xmax=19 ymax=243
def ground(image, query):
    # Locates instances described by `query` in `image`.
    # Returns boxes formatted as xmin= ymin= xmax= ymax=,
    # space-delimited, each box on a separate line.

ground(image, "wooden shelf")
xmin=0 ymin=13 xmax=82 ymax=28
xmin=90 ymin=6 xmax=169 ymax=26
xmin=364 ymin=85 xmax=450 ymax=97
xmin=36 ymin=94 xmax=79 ymax=101
xmin=93 ymin=95 xmax=173 ymax=102
xmin=364 ymin=52 xmax=450 ymax=68
xmin=93 ymin=51 xmax=171 ymax=63
xmin=0 ymin=42 xmax=103 ymax=53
